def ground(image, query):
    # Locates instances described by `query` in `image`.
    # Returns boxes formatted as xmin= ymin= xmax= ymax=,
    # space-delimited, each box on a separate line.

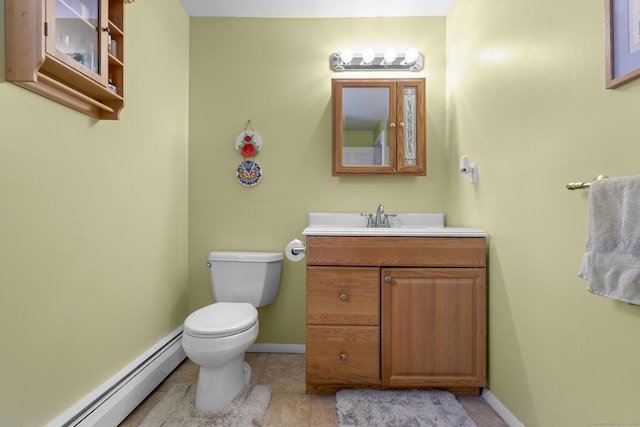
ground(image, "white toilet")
xmin=182 ymin=250 xmax=283 ymax=411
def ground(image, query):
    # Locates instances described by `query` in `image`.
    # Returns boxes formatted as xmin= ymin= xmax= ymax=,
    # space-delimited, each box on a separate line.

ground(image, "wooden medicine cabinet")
xmin=5 ymin=0 xmax=128 ymax=120
xmin=332 ymin=78 xmax=426 ymax=176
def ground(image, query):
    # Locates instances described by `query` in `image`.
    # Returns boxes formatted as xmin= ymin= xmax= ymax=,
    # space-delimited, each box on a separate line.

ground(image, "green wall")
xmin=4 ymin=2 xmax=637 ymax=425
xmin=447 ymin=0 xmax=640 ymax=425
xmin=188 ymin=17 xmax=447 ymax=343
xmin=0 ymin=1 xmax=190 ymax=426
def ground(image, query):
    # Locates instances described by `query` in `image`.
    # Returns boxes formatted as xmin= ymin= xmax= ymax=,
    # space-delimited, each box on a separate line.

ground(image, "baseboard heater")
xmin=46 ymin=325 xmax=186 ymax=427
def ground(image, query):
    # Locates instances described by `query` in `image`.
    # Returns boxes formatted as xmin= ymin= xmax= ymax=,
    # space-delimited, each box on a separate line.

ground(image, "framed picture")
xmin=605 ymin=0 xmax=640 ymax=88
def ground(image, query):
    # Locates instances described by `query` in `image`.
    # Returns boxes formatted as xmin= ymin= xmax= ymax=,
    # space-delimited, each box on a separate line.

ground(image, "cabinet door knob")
xmin=340 ymin=293 xmax=348 ymax=301
xmin=340 ymin=353 xmax=348 ymax=361
xmin=384 ymin=276 xmax=392 ymax=283
xmin=399 ymin=122 xmax=405 ymax=128
xmin=390 ymin=122 xmax=396 ymax=128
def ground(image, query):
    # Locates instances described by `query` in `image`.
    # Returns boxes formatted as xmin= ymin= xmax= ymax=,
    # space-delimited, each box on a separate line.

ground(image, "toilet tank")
xmin=208 ymin=251 xmax=283 ymax=307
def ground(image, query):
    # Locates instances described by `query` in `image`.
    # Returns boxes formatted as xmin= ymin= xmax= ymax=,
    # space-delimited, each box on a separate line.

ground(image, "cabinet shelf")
xmin=108 ymin=54 xmax=124 ymax=67
xmin=108 ymin=20 xmax=124 ymax=36
xmin=58 ymin=0 xmax=99 ymax=30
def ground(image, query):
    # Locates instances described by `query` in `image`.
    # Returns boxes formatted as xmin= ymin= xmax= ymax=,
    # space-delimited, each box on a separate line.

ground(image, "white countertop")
xmin=301 ymin=212 xmax=487 ymax=237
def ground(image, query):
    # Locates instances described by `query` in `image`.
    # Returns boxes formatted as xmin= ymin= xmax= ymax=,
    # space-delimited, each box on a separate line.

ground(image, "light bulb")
xmin=339 ymin=48 xmax=353 ymax=65
xmin=383 ymin=48 xmax=397 ymax=65
xmin=362 ymin=48 xmax=376 ymax=65
xmin=404 ymin=48 xmax=419 ymax=64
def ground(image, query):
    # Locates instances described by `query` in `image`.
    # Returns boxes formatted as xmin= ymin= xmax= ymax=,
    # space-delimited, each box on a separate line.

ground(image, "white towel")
xmin=579 ymin=175 xmax=640 ymax=304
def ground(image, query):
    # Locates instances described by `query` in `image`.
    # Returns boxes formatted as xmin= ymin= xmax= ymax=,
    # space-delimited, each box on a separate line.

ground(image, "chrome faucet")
xmin=361 ymin=204 xmax=396 ymax=228
xmin=374 ymin=204 xmax=385 ymax=226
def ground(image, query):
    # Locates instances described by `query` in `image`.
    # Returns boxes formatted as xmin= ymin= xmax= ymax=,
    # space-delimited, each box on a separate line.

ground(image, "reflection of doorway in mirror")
xmin=630 ymin=0 xmax=640 ymax=53
xmin=373 ymin=131 xmax=386 ymax=166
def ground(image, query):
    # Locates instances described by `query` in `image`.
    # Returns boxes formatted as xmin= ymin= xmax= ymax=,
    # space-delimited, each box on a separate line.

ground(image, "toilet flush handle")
xmin=205 ymin=261 xmax=212 ymax=267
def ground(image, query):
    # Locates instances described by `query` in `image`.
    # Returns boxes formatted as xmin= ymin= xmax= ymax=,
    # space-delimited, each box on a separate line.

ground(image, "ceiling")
xmin=179 ymin=0 xmax=456 ymax=17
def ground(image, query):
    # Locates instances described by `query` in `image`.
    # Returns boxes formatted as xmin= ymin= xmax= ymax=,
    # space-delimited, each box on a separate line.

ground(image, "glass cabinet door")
xmin=46 ymin=0 xmax=107 ymax=84
xmin=395 ymin=80 xmax=425 ymax=174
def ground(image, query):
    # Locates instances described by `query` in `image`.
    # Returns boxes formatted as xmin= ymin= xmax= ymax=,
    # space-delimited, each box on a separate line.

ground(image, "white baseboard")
xmin=46 ymin=325 xmax=186 ymax=427
xmin=482 ymin=388 xmax=525 ymax=427
xmin=248 ymin=343 xmax=306 ymax=354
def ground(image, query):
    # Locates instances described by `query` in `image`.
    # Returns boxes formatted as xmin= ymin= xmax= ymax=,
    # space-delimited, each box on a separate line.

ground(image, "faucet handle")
xmin=360 ymin=212 xmax=374 ymax=227
xmin=382 ymin=213 xmax=397 ymax=227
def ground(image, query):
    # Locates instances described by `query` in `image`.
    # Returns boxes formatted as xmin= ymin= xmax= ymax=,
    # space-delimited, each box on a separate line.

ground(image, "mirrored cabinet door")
xmin=332 ymin=78 xmax=425 ymax=176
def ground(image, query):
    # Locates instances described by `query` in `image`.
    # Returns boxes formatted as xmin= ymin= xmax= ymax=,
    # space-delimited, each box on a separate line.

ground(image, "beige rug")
xmin=140 ymin=383 xmax=271 ymax=427
xmin=336 ymin=389 xmax=477 ymax=427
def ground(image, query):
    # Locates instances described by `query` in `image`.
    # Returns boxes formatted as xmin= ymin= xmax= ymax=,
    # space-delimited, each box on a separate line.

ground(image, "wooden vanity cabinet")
xmin=305 ymin=236 xmax=486 ymax=396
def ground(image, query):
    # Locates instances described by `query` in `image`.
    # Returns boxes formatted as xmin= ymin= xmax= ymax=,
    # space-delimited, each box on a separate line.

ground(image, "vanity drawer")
xmin=307 ymin=266 xmax=380 ymax=325
xmin=306 ymin=325 xmax=380 ymax=385
xmin=306 ymin=236 xmax=486 ymax=267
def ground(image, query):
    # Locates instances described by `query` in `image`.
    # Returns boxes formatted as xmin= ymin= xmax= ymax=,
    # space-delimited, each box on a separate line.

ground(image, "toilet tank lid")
xmin=208 ymin=251 xmax=283 ymax=262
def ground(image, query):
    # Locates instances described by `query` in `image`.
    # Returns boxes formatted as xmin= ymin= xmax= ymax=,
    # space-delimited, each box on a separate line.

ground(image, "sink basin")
xmin=302 ymin=212 xmax=487 ymax=237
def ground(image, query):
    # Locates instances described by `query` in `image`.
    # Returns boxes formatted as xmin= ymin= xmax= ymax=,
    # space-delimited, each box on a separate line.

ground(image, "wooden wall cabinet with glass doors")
xmin=332 ymin=79 xmax=426 ymax=176
xmin=5 ymin=0 xmax=127 ymax=120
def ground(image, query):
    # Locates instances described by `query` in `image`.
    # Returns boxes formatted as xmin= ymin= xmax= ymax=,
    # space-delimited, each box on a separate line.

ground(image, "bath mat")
xmin=140 ymin=383 xmax=270 ymax=427
xmin=336 ymin=389 xmax=477 ymax=427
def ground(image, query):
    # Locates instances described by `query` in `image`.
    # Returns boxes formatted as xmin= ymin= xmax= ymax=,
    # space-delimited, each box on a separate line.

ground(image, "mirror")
xmin=332 ymin=79 xmax=426 ymax=176
xmin=342 ymin=87 xmax=390 ymax=167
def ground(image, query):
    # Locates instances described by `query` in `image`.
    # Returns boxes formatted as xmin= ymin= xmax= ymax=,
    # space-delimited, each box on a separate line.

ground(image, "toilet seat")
xmin=185 ymin=302 xmax=258 ymax=339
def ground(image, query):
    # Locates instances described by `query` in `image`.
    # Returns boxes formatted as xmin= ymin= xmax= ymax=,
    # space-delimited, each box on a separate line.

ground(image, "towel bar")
xmin=566 ymin=175 xmax=608 ymax=190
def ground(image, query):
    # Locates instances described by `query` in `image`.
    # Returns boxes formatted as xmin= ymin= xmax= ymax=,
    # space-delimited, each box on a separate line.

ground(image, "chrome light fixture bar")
xmin=331 ymin=48 xmax=423 ymax=72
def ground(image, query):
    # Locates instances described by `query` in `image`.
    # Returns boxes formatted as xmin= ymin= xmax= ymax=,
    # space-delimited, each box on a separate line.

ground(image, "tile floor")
xmin=119 ymin=352 xmax=509 ymax=426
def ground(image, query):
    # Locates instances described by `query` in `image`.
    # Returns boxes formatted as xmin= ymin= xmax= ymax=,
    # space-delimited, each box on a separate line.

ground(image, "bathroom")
xmin=1 ymin=0 xmax=640 ymax=426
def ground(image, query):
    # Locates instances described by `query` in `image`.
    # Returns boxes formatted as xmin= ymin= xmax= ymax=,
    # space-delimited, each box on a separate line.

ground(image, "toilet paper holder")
xmin=286 ymin=239 xmax=307 ymax=262
xmin=290 ymin=244 xmax=305 ymax=256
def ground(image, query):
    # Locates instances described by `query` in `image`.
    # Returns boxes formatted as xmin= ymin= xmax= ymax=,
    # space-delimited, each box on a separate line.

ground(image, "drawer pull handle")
xmin=340 ymin=293 xmax=348 ymax=301
xmin=384 ymin=276 xmax=392 ymax=283
xmin=340 ymin=353 xmax=348 ymax=361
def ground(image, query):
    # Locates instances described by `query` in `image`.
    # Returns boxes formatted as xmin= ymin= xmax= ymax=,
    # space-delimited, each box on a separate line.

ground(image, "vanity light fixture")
xmin=382 ymin=48 xmax=397 ymax=65
xmin=361 ymin=48 xmax=376 ymax=65
xmin=331 ymin=48 xmax=424 ymax=71
xmin=339 ymin=48 xmax=354 ymax=65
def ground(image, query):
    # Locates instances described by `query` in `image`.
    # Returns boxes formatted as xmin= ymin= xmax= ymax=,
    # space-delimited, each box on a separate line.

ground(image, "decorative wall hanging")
xmin=235 ymin=130 xmax=262 ymax=157
xmin=605 ymin=0 xmax=640 ymax=88
xmin=235 ymin=120 xmax=263 ymax=187
xmin=236 ymin=160 xmax=263 ymax=187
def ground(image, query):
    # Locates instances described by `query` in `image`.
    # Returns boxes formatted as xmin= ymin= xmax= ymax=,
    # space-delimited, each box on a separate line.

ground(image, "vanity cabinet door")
xmin=381 ymin=268 xmax=486 ymax=390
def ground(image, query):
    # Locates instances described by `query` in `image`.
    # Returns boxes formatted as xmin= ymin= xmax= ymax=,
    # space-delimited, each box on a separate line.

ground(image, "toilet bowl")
xmin=183 ymin=302 xmax=259 ymax=411
xmin=182 ymin=250 xmax=283 ymax=411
